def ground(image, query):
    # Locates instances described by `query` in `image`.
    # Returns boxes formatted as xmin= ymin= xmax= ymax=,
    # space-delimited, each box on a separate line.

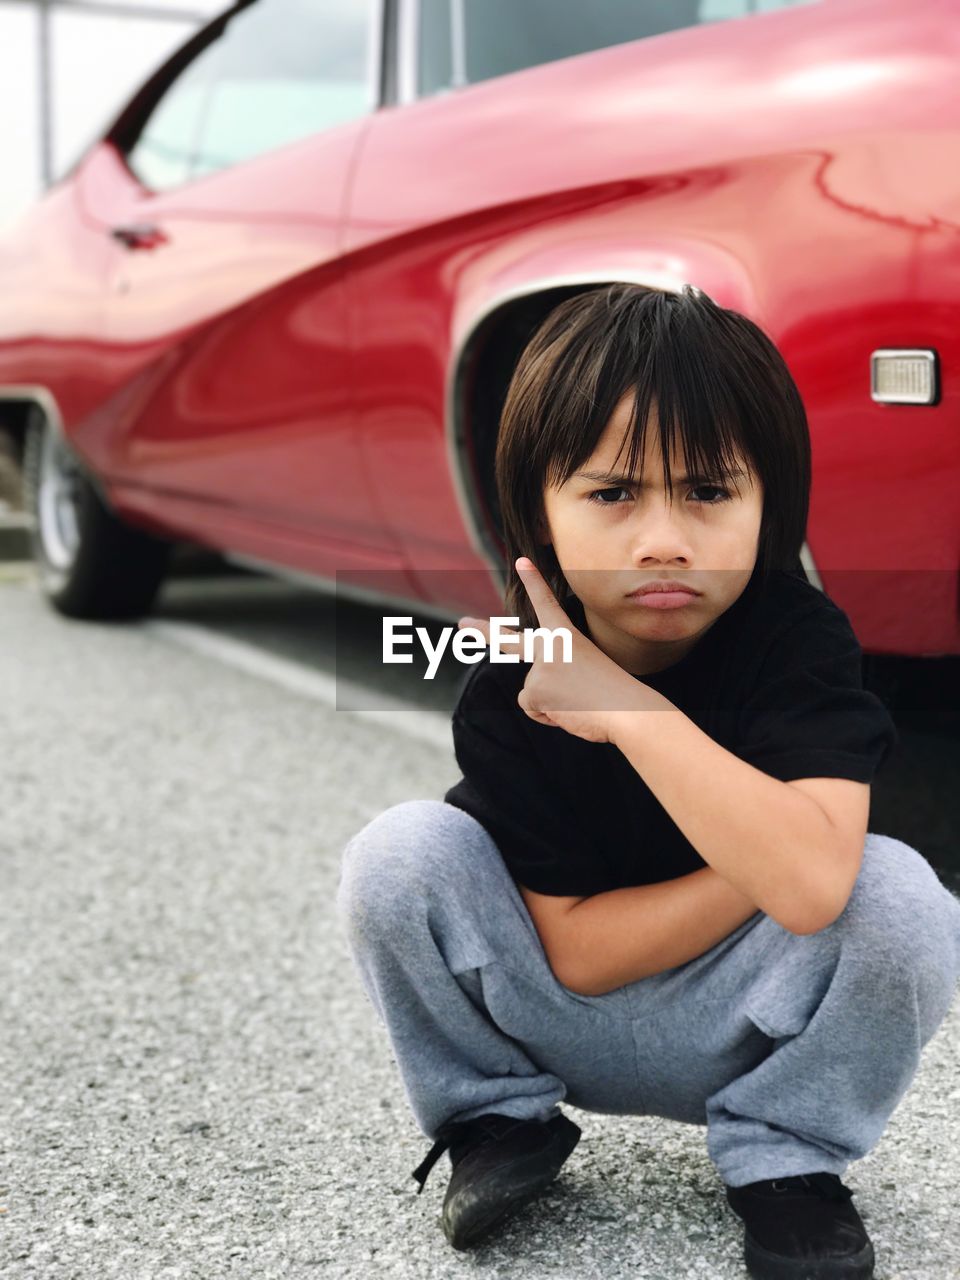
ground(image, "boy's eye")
xmin=587 ymin=484 xmax=732 ymax=506
xmin=690 ymin=484 xmax=732 ymax=504
xmin=589 ymin=487 xmax=631 ymax=504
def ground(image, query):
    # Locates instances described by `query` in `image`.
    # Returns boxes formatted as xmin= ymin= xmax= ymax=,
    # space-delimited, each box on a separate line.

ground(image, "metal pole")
xmin=450 ymin=0 xmax=466 ymax=89
xmin=37 ymin=0 xmax=53 ymax=187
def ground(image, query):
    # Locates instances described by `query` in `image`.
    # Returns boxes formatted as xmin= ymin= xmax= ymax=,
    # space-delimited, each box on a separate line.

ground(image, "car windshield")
xmin=419 ymin=0 xmax=818 ymax=97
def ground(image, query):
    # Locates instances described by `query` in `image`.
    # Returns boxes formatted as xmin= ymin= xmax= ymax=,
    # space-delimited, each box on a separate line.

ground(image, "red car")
xmin=0 ymin=0 xmax=956 ymax=661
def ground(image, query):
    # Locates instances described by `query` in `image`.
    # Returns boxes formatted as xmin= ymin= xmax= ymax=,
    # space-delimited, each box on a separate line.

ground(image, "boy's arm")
xmin=521 ymin=868 xmax=762 ymax=997
xmin=608 ymin=698 xmax=869 ymax=936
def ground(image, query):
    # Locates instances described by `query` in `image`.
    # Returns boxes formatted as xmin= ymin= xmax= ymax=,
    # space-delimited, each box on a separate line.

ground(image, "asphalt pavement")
xmin=2 ymin=565 xmax=959 ymax=1280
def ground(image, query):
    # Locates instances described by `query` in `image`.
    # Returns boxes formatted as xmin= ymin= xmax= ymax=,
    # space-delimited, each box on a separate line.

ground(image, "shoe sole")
xmin=442 ymin=1129 xmax=580 ymax=1250
xmin=744 ymin=1234 xmax=876 ymax=1280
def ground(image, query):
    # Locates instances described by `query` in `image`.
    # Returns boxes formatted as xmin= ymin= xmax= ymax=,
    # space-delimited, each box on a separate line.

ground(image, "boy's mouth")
xmin=627 ymin=591 xmax=699 ymax=611
xmin=626 ymin=579 xmax=701 ymax=598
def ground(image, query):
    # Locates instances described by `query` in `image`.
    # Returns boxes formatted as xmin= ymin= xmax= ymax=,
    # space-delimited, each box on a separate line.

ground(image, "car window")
xmin=125 ymin=39 xmax=221 ymax=191
xmin=127 ymin=0 xmax=373 ymax=191
xmin=418 ymin=0 xmax=819 ymax=97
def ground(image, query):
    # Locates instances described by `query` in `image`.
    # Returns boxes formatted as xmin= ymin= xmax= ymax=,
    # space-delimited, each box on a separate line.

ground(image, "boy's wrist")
xmin=603 ymin=683 xmax=675 ymax=751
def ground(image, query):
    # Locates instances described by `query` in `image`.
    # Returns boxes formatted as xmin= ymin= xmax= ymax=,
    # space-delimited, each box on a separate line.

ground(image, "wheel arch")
xmin=445 ymin=263 xmax=823 ymax=596
xmin=0 ymin=385 xmax=114 ymax=511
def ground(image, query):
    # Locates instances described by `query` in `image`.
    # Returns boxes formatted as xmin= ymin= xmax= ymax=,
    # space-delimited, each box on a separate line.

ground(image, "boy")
xmin=337 ymin=284 xmax=960 ymax=1279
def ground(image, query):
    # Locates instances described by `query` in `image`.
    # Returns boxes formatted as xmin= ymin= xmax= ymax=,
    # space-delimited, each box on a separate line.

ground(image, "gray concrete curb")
xmin=0 ymin=512 xmax=31 ymax=562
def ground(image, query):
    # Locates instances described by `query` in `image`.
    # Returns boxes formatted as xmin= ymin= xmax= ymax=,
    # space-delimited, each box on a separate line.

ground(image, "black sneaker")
xmin=725 ymin=1172 xmax=875 ymax=1279
xmin=410 ymin=1110 xmax=582 ymax=1250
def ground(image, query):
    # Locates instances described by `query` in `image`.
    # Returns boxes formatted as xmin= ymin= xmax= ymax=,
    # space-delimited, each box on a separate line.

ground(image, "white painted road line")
xmin=143 ymin=619 xmax=454 ymax=753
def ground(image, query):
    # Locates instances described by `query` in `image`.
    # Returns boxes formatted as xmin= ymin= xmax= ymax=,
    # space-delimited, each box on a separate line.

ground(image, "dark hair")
xmin=495 ymin=282 xmax=811 ymax=629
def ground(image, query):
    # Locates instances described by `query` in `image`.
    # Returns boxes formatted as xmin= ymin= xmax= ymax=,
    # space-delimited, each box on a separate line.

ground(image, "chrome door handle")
xmin=109 ymin=223 xmax=169 ymax=250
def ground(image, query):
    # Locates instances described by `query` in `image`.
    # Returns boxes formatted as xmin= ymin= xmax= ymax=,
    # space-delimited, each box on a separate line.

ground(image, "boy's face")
xmin=538 ymin=391 xmax=764 ymax=676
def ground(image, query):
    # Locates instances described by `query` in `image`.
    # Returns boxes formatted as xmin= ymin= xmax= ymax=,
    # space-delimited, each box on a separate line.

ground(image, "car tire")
xmin=22 ymin=407 xmax=173 ymax=619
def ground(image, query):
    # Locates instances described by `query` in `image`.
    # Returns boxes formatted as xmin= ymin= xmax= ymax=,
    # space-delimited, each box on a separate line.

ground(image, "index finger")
xmin=515 ymin=556 xmax=573 ymax=632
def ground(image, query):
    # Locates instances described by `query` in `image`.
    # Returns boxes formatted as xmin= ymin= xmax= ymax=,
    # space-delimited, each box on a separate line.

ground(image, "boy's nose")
xmin=628 ymin=519 xmax=695 ymax=569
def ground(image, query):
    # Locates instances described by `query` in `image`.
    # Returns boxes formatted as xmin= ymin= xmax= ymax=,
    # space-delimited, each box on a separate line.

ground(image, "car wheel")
xmin=22 ymin=407 xmax=173 ymax=619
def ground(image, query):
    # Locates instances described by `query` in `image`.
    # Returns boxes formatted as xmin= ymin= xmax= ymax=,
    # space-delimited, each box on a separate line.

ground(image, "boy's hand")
xmin=458 ymin=556 xmax=656 ymax=745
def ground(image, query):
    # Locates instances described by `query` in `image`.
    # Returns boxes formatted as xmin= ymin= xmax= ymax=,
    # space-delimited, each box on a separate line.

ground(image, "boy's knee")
xmin=849 ymin=834 xmax=948 ymax=924
xmin=841 ymin=833 xmax=960 ymax=994
xmin=336 ymin=799 xmax=466 ymax=929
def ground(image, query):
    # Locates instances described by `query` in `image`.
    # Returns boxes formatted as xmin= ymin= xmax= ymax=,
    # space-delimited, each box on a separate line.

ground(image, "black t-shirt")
xmin=443 ymin=567 xmax=899 ymax=897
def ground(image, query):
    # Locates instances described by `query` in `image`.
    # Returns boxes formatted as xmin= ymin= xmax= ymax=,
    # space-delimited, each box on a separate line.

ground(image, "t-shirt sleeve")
xmin=735 ymin=602 xmax=899 ymax=783
xmin=443 ymin=661 xmax=601 ymax=897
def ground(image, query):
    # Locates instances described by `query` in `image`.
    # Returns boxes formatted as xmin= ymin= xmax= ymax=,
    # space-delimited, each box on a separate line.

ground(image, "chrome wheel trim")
xmin=37 ymin=424 xmax=83 ymax=570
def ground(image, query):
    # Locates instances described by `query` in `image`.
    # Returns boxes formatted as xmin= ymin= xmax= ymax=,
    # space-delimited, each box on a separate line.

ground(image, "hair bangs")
xmin=546 ymin=297 xmax=757 ymax=502
xmin=494 ymin=282 xmax=811 ymax=628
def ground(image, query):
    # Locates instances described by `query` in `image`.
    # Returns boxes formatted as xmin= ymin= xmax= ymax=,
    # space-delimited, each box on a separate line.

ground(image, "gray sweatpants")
xmin=335 ymin=799 xmax=960 ymax=1187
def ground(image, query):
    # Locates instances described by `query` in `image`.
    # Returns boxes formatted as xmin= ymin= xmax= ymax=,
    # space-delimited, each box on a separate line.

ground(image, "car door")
xmin=82 ymin=0 xmax=388 ymax=553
